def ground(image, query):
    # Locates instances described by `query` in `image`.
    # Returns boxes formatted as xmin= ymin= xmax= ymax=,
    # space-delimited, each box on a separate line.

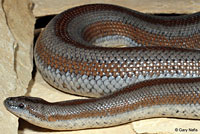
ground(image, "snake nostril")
xmin=4 ymin=97 xmax=14 ymax=107
xmin=4 ymin=98 xmax=9 ymax=107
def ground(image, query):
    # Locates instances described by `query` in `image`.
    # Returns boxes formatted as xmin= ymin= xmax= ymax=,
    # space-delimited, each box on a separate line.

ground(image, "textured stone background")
xmin=1 ymin=0 xmax=200 ymax=134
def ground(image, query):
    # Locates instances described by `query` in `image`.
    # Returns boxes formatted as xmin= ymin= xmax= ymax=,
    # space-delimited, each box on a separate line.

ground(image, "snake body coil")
xmin=4 ymin=4 xmax=200 ymax=130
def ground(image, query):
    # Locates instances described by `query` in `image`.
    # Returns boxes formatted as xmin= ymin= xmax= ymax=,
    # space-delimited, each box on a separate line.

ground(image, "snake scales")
xmin=4 ymin=4 xmax=200 ymax=130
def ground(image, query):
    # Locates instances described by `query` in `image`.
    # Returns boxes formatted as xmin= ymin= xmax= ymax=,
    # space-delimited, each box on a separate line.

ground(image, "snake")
xmin=4 ymin=4 xmax=200 ymax=130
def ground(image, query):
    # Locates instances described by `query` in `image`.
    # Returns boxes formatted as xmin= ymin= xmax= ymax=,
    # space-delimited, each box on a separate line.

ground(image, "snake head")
xmin=4 ymin=96 xmax=28 ymax=117
xmin=4 ymin=96 xmax=48 ymax=120
xmin=4 ymin=96 xmax=61 ymax=129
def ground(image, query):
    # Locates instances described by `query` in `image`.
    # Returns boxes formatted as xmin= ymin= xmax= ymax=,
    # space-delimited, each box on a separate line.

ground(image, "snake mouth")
xmin=4 ymin=97 xmax=18 ymax=111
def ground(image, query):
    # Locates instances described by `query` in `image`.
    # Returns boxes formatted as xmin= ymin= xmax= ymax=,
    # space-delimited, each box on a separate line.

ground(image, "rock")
xmin=3 ymin=0 xmax=35 ymax=93
xmin=0 ymin=0 xmax=18 ymax=133
xmin=0 ymin=0 xmax=35 ymax=134
xmin=32 ymin=0 xmax=200 ymax=17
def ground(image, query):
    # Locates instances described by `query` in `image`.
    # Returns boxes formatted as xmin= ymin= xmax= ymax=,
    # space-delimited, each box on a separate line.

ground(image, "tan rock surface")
xmin=0 ymin=0 xmax=35 ymax=134
xmin=32 ymin=0 xmax=200 ymax=17
xmin=0 ymin=0 xmax=18 ymax=133
xmin=3 ymin=0 xmax=35 ymax=91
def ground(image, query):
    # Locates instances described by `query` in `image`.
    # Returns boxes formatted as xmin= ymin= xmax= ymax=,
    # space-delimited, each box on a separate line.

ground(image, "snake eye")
xmin=18 ymin=103 xmax=24 ymax=109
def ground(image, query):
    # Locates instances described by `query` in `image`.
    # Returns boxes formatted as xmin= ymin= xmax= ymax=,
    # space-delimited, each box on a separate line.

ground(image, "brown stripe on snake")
xmin=4 ymin=78 xmax=200 ymax=130
xmin=41 ymin=78 xmax=200 ymax=121
xmin=57 ymin=4 xmax=200 ymax=28
xmin=35 ymin=39 xmax=200 ymax=79
xmin=83 ymin=21 xmax=200 ymax=48
xmin=3 ymin=4 xmax=200 ymax=130
xmin=47 ymin=92 xmax=199 ymax=121
xmin=56 ymin=4 xmax=200 ymax=49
